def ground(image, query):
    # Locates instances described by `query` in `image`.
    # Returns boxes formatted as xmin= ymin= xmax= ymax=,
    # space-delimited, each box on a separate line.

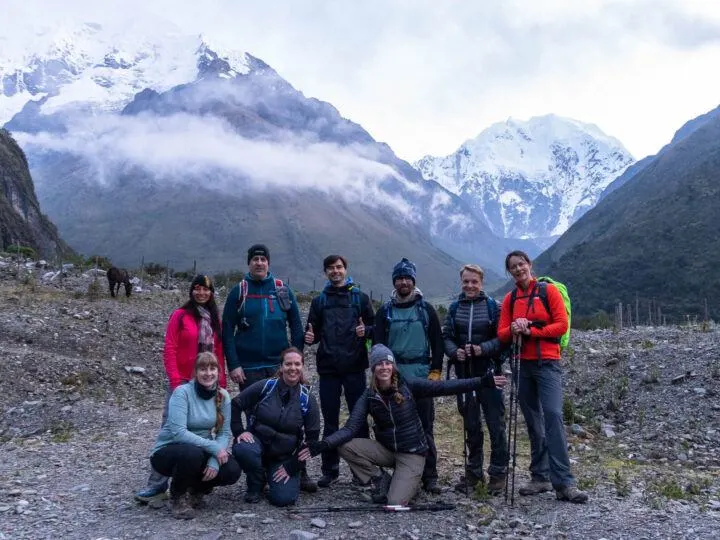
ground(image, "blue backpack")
xmin=317 ymin=286 xmax=363 ymax=318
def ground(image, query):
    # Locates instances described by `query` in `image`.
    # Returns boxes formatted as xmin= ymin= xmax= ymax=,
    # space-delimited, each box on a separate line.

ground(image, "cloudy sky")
xmin=5 ymin=0 xmax=720 ymax=161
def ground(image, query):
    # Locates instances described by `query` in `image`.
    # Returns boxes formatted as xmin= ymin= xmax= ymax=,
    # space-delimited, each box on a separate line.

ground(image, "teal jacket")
xmin=151 ymin=382 xmax=231 ymax=471
xmin=222 ymin=273 xmax=304 ymax=371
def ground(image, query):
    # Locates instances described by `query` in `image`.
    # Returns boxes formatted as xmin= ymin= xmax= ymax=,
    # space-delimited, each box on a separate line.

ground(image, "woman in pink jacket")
xmin=135 ymin=274 xmax=227 ymax=502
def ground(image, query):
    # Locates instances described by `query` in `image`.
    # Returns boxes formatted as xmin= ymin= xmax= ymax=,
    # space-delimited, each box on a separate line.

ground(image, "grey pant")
xmin=339 ymin=438 xmax=425 ymax=505
xmin=518 ymin=360 xmax=575 ymax=488
xmin=146 ymin=387 xmax=173 ymax=489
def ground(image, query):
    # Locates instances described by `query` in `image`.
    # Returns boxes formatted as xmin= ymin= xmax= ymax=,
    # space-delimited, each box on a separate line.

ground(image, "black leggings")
xmin=151 ymin=443 xmax=241 ymax=496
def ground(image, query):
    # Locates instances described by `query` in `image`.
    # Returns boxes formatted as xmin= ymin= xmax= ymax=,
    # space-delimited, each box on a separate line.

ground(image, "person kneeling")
xmin=308 ymin=344 xmax=506 ymax=505
xmin=149 ymin=352 xmax=240 ymax=519
xmin=231 ymin=347 xmax=320 ymax=506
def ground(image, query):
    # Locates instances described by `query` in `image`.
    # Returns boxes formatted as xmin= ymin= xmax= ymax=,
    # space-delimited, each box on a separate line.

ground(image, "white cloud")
xmin=3 ymin=0 xmax=720 ymax=161
xmin=14 ymin=112 xmax=415 ymax=214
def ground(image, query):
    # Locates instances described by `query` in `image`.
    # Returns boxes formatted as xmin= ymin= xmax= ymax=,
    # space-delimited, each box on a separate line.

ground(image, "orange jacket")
xmin=498 ymin=279 xmax=568 ymax=361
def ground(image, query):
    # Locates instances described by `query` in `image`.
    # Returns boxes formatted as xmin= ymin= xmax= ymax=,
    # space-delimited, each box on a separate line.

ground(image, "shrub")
xmin=6 ymin=244 xmax=36 ymax=259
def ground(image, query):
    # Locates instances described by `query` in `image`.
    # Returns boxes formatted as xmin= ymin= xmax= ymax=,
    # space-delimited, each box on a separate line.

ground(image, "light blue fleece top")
xmin=151 ymin=382 xmax=232 ymax=471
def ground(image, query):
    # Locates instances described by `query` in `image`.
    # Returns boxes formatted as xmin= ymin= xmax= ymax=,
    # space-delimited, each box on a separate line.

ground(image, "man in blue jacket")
xmin=304 ymin=254 xmax=375 ymax=487
xmin=222 ymin=244 xmax=315 ymax=491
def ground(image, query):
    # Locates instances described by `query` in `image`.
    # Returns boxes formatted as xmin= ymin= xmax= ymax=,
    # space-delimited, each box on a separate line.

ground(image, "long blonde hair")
xmin=195 ymin=352 xmax=224 ymax=434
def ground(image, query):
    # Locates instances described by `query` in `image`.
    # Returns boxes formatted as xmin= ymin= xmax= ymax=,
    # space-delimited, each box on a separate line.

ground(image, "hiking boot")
xmin=370 ymin=470 xmax=392 ymax=504
xmin=518 ymin=480 xmax=553 ymax=496
xmin=170 ymin=494 xmax=195 ymax=520
xmin=134 ymin=481 xmax=169 ymax=503
xmin=351 ymin=474 xmax=371 ymax=487
xmin=556 ymin=485 xmax=589 ymax=504
xmin=454 ymin=473 xmax=484 ymax=494
xmin=487 ymin=474 xmax=507 ymax=494
xmin=187 ymin=488 xmax=208 ymax=509
xmin=300 ymin=470 xmax=318 ymax=493
xmin=317 ymin=473 xmax=339 ymax=488
xmin=423 ymin=478 xmax=442 ymax=494
xmin=244 ymin=491 xmax=262 ymax=504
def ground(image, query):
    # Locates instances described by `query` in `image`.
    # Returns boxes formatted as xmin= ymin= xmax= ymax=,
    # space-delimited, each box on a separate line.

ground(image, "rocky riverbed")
xmin=1 ymin=261 xmax=719 ymax=539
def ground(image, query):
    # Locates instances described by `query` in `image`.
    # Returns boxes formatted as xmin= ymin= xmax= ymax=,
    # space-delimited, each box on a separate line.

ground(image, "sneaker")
xmin=134 ymin=481 xmax=169 ymax=503
xmin=317 ymin=473 xmax=339 ymax=488
xmin=244 ymin=491 xmax=262 ymax=504
xmin=300 ymin=471 xmax=318 ymax=493
xmin=370 ymin=470 xmax=392 ymax=504
xmin=454 ymin=473 xmax=483 ymax=494
xmin=422 ymin=478 xmax=442 ymax=494
xmin=556 ymin=485 xmax=589 ymax=504
xmin=487 ymin=474 xmax=507 ymax=494
xmin=518 ymin=480 xmax=553 ymax=496
xmin=170 ymin=494 xmax=195 ymax=520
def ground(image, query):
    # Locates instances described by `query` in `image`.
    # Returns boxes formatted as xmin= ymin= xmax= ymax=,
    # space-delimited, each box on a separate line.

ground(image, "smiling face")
xmin=461 ymin=270 xmax=483 ymax=299
xmin=195 ymin=362 xmax=219 ymax=389
xmin=373 ymin=360 xmax=395 ymax=388
xmin=507 ymin=255 xmax=533 ymax=288
xmin=393 ymin=276 xmax=414 ymax=297
xmin=324 ymin=259 xmax=347 ymax=287
xmin=280 ymin=351 xmax=304 ymax=386
xmin=192 ymin=285 xmax=212 ymax=304
xmin=248 ymin=255 xmax=269 ymax=280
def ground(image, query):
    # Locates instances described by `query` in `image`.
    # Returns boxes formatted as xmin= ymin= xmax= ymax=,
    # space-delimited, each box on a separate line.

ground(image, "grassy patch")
xmin=50 ymin=421 xmax=74 ymax=443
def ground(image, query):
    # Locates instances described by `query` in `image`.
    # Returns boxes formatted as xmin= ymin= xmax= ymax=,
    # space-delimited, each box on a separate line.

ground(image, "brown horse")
xmin=107 ymin=267 xmax=132 ymax=297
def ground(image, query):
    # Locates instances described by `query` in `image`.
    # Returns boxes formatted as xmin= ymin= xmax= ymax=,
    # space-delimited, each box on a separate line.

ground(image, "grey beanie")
xmin=369 ymin=344 xmax=396 ymax=371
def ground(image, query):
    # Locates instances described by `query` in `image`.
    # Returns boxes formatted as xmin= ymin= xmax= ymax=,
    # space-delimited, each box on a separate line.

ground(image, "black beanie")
xmin=190 ymin=274 xmax=214 ymax=293
xmin=247 ymin=244 xmax=270 ymax=264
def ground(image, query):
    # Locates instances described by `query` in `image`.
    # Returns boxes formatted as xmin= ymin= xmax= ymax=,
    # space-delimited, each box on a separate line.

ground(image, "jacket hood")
xmin=323 ymin=276 xmax=356 ymax=292
xmin=391 ymin=286 xmax=423 ymax=304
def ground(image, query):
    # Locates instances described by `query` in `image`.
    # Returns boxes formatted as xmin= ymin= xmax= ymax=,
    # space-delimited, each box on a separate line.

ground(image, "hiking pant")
xmin=145 ymin=386 xmax=172 ymax=489
xmin=518 ymin=360 xmax=575 ymax=488
xmin=151 ymin=443 xmax=241 ymax=496
xmin=232 ymin=439 xmax=300 ymax=507
xmin=461 ymin=386 xmax=508 ymax=479
xmin=319 ymin=371 xmax=368 ymax=476
xmin=415 ymin=397 xmax=438 ymax=482
xmin=339 ymin=438 xmax=425 ymax=505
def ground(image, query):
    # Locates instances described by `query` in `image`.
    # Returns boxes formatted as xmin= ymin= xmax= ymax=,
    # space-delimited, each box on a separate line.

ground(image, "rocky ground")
xmin=1 ymin=258 xmax=719 ymax=539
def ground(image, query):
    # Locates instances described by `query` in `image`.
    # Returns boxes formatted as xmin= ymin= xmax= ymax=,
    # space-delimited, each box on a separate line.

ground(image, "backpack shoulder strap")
xmin=416 ymin=300 xmax=430 ymax=332
xmin=236 ymin=279 xmax=248 ymax=311
xmin=259 ymin=377 xmax=278 ymax=402
xmin=298 ymin=384 xmax=310 ymax=417
xmin=535 ymin=281 xmax=551 ymax=315
xmin=350 ymin=287 xmax=363 ymax=318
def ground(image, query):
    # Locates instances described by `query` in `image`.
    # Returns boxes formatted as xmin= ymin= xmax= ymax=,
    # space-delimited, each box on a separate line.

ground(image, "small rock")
xmin=61 ymin=406 xmax=72 ymax=412
xmin=693 ymin=387 xmax=707 ymax=396
xmin=289 ymin=531 xmax=319 ymax=540
xmin=348 ymin=521 xmax=363 ymax=529
xmin=671 ymin=375 xmax=686 ymax=385
xmin=262 ymin=518 xmax=275 ymax=524
xmin=0 ymin=505 xmax=10 ymax=512
xmin=233 ymin=513 xmax=257 ymax=519
xmin=310 ymin=517 xmax=326 ymax=529
xmin=601 ymin=423 xmax=616 ymax=438
xmin=124 ymin=366 xmax=146 ymax=374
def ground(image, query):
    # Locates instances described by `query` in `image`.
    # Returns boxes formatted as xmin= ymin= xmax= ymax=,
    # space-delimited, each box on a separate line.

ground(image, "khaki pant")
xmin=339 ymin=438 xmax=425 ymax=505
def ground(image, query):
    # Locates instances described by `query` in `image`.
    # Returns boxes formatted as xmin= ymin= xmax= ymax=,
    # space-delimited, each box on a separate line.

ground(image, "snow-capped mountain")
xmin=1 ymin=20 xmax=523 ymax=294
xmin=414 ymin=115 xmax=634 ymax=242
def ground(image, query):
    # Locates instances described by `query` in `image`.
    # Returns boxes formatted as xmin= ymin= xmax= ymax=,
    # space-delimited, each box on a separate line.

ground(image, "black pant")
xmin=239 ymin=366 xmax=278 ymax=391
xmin=151 ymin=443 xmax=241 ymax=496
xmin=460 ymin=387 xmax=508 ymax=478
xmin=415 ymin=396 xmax=437 ymax=482
xmin=319 ymin=371 xmax=368 ymax=476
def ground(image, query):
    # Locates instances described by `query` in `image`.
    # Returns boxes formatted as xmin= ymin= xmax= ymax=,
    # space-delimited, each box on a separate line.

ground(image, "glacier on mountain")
xmin=414 ymin=115 xmax=634 ymax=240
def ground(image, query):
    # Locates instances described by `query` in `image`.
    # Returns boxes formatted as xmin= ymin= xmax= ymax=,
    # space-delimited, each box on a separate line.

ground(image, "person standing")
xmin=498 ymin=250 xmax=587 ymax=503
xmin=222 ymin=244 xmax=315 ymax=491
xmin=304 ymin=255 xmax=374 ymax=487
xmin=373 ymin=258 xmax=444 ymax=494
xmin=443 ymin=264 xmax=508 ymax=494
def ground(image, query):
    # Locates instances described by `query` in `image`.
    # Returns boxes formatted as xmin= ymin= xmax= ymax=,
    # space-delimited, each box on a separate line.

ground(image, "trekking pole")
xmin=459 ymin=357 xmax=470 ymax=498
xmin=504 ymin=334 xmax=520 ymax=504
xmin=288 ymin=502 xmax=456 ymax=514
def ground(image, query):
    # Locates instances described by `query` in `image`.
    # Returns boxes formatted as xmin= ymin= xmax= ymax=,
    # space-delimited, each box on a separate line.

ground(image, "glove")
xmin=307 ymin=440 xmax=329 ymax=457
xmin=427 ymin=370 xmax=442 ymax=382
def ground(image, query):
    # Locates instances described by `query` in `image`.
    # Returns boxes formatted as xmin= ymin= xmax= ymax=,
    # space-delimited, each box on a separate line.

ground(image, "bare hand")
xmin=456 ymin=348 xmax=466 ymax=362
xmin=237 ymin=431 xmax=254 ymax=444
xmin=273 ymin=465 xmax=290 ymax=484
xmin=304 ymin=323 xmax=314 ymax=345
xmin=355 ymin=317 xmax=365 ymax=338
xmin=216 ymin=448 xmax=229 ymax=465
xmin=202 ymin=466 xmax=218 ymax=482
xmin=230 ymin=367 xmax=246 ymax=385
xmin=464 ymin=344 xmax=482 ymax=357
xmin=511 ymin=318 xmax=530 ymax=335
xmin=298 ymin=447 xmax=311 ymax=462
xmin=493 ymin=375 xmax=508 ymax=388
